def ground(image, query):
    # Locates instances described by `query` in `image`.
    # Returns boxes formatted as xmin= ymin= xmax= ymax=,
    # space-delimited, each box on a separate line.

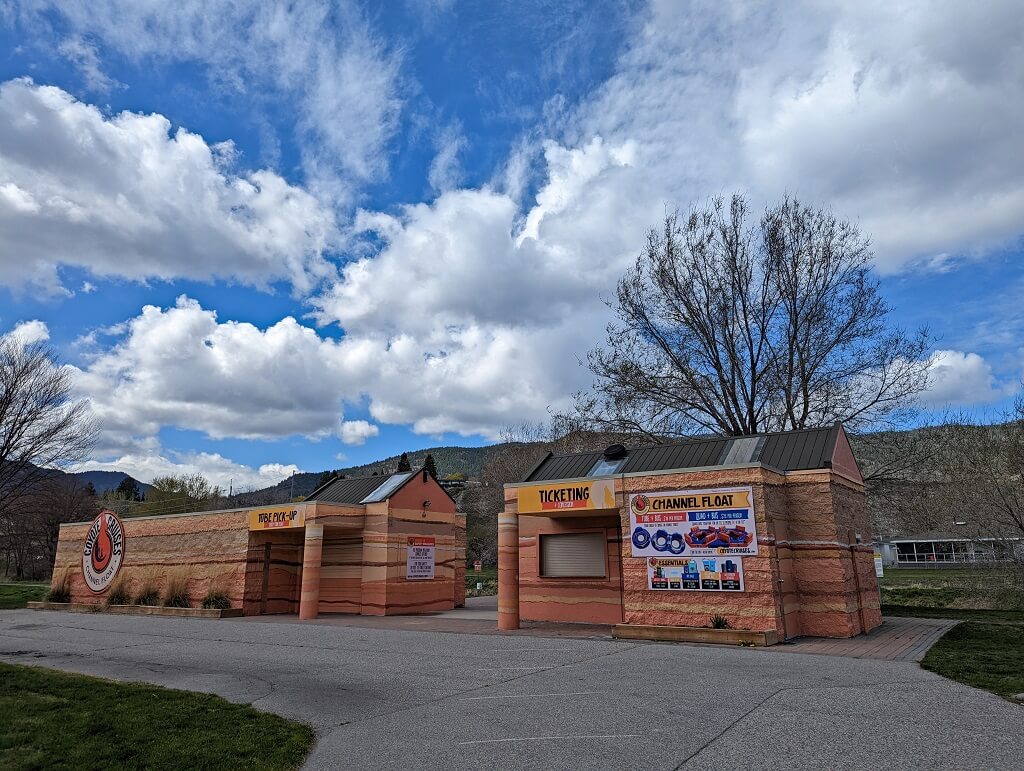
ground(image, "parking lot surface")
xmin=1 ymin=609 xmax=1020 ymax=770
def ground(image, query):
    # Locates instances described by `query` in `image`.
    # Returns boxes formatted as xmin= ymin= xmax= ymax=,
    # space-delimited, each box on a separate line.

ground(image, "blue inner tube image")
xmin=651 ymin=529 xmax=671 ymax=552
xmin=667 ymin=532 xmax=686 ymax=554
xmin=631 ymin=527 xmax=651 ymax=550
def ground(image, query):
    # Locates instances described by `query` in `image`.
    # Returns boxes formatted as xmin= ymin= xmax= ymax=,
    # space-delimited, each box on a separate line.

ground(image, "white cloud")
xmin=71 ymin=296 xmax=373 ymax=446
xmin=0 ymin=79 xmax=337 ymax=293
xmin=339 ymin=420 xmax=379 ymax=446
xmin=3 ymin=319 xmax=50 ymax=346
xmin=428 ymin=124 xmax=467 ymax=194
xmin=57 ymin=35 xmax=119 ymax=92
xmin=12 ymin=1 xmax=403 ymax=200
xmin=922 ymin=350 xmax=1009 ymax=407
xmin=74 ymin=451 xmax=299 ymax=491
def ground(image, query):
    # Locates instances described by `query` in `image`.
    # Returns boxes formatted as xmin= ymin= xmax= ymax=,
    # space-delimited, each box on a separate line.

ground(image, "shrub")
xmin=162 ymin=567 xmax=191 ymax=608
xmin=45 ymin=568 xmax=73 ymax=603
xmin=105 ymin=575 xmax=132 ymax=606
xmin=710 ymin=613 xmax=731 ymax=629
xmin=133 ymin=571 xmax=161 ymax=606
xmin=201 ymin=590 xmax=232 ymax=610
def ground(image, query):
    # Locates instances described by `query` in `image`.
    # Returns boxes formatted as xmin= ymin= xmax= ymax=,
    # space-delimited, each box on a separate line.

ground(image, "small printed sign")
xmin=248 ymin=506 xmax=305 ymax=531
xmin=407 ymin=537 xmax=436 ymax=580
xmin=874 ymin=552 xmax=884 ymax=578
xmin=646 ymin=556 xmax=744 ymax=592
xmin=473 ymin=560 xmax=482 ymax=573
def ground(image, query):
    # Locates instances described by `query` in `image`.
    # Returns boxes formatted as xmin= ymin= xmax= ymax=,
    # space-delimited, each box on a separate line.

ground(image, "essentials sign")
xmin=248 ymin=506 xmax=305 ymax=531
xmin=517 ymin=479 xmax=616 ymax=514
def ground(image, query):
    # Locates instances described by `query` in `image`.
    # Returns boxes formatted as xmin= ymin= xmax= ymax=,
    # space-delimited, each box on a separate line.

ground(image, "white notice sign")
xmin=406 ymin=537 xmax=435 ymax=580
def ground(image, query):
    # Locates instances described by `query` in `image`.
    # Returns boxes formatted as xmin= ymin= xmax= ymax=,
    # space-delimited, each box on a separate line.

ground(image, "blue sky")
xmin=1 ymin=1 xmax=1022 ymax=489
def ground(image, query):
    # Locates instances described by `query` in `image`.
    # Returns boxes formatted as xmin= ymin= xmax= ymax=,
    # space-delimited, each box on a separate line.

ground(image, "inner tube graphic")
xmin=651 ymin=529 xmax=671 ymax=552
xmin=631 ymin=527 xmax=651 ymax=550
xmin=667 ymin=532 xmax=686 ymax=555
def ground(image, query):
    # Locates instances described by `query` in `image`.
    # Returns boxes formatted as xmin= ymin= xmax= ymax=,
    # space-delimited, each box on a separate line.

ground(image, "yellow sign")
xmin=248 ymin=505 xmax=305 ymax=531
xmin=517 ymin=479 xmax=616 ymax=514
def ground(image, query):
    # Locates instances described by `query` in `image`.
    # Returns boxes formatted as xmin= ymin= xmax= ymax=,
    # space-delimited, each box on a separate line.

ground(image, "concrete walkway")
xmin=1 ymin=608 xmax=1020 ymax=770
xmin=245 ymin=598 xmax=961 ymax=661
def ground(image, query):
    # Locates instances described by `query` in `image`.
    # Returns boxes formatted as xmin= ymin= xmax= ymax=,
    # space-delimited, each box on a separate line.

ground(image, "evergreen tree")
xmin=397 ymin=452 xmax=412 ymax=472
xmin=115 ymin=476 xmax=142 ymax=502
xmin=423 ymin=453 xmax=438 ymax=479
xmin=84 ymin=482 xmax=97 ymax=497
xmin=318 ymin=470 xmax=336 ymax=487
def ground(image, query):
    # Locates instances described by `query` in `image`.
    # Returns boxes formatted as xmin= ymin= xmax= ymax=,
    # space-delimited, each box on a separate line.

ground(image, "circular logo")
xmin=631 ymin=494 xmax=649 ymax=514
xmin=82 ymin=510 xmax=125 ymax=593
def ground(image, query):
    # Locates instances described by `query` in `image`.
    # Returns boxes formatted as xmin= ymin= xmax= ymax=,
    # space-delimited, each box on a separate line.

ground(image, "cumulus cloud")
xmin=3 ymin=319 xmax=50 ymax=346
xmin=306 ymin=0 xmax=1024 ymax=438
xmin=71 ymin=296 xmax=374 ymax=446
xmin=0 ymin=79 xmax=337 ymax=293
xmin=9 ymin=1 xmax=403 ymax=200
xmin=74 ymin=452 xmax=299 ymax=491
xmin=922 ymin=350 xmax=1011 ymax=407
xmin=339 ymin=420 xmax=379 ymax=446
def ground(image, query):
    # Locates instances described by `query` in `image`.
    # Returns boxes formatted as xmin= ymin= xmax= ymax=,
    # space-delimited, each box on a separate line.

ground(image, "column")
xmin=497 ymin=511 xmax=520 ymax=630
xmin=298 ymin=524 xmax=324 ymax=620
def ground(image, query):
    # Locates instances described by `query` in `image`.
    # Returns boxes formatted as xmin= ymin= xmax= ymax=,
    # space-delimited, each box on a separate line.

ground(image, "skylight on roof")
xmin=360 ymin=472 xmax=412 ymax=503
xmin=588 ymin=457 xmax=626 ymax=476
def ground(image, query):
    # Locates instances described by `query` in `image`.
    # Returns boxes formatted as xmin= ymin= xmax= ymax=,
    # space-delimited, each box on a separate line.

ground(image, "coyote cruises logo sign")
xmin=82 ymin=510 xmax=125 ymax=592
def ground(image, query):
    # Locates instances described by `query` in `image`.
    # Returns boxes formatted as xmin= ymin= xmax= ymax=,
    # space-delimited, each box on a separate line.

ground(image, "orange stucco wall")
xmin=506 ymin=465 xmax=881 ymax=639
xmin=52 ymin=473 xmax=467 ymax=617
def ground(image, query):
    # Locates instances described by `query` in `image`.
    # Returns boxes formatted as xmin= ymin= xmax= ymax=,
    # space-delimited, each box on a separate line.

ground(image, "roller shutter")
xmin=540 ymin=532 xmax=607 ymax=577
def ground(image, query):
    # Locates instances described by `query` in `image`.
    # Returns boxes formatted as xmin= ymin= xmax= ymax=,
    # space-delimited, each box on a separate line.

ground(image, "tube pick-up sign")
xmin=248 ymin=506 xmax=305 ymax=531
xmin=628 ymin=486 xmax=758 ymax=558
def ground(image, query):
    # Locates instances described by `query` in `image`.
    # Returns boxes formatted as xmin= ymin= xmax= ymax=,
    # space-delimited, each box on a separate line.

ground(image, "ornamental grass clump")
xmin=162 ymin=567 xmax=192 ymax=608
xmin=105 ymin=574 xmax=132 ymax=606
xmin=133 ymin=571 xmax=160 ymax=606
xmin=710 ymin=613 xmax=731 ymax=629
xmin=45 ymin=568 xmax=73 ymax=603
xmin=201 ymin=589 xmax=232 ymax=610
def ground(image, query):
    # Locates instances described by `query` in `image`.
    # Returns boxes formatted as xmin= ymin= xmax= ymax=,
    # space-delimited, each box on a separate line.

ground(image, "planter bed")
xmin=27 ymin=601 xmax=242 ymax=618
xmin=613 ymin=623 xmax=779 ymax=646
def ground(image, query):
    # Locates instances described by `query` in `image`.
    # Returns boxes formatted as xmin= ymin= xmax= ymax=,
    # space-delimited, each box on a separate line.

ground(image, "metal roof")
xmin=522 ymin=425 xmax=843 ymax=482
xmin=305 ymin=474 xmax=404 ymax=505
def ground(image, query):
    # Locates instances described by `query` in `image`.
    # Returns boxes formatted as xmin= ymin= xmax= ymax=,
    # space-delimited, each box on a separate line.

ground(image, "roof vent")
xmin=603 ymin=444 xmax=627 ymax=460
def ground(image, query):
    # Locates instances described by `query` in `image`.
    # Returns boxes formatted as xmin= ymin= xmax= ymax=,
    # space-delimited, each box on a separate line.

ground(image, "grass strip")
xmin=921 ymin=622 xmax=1024 ymax=701
xmin=0 ymin=663 xmax=313 ymax=770
xmin=0 ymin=583 xmax=48 ymax=609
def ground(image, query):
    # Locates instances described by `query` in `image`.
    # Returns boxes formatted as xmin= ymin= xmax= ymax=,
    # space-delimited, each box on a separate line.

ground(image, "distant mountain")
xmin=253 ymin=445 xmax=500 ymax=500
xmin=70 ymin=470 xmax=153 ymax=495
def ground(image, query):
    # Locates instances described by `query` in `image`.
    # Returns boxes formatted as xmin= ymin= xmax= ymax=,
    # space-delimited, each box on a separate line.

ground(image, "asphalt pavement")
xmin=1 ymin=609 xmax=1020 ymax=770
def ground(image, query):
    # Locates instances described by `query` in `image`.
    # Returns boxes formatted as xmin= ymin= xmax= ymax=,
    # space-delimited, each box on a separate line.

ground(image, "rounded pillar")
xmin=298 ymin=524 xmax=324 ymax=620
xmin=497 ymin=511 xmax=520 ymax=630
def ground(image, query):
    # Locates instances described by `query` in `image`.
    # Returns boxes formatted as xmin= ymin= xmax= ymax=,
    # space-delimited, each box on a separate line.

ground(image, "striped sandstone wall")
xmin=54 ymin=509 xmax=252 ymax=608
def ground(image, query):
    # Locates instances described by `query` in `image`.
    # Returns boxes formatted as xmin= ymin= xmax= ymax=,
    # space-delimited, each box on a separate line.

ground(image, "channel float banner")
xmin=647 ymin=557 xmax=744 ymax=592
xmin=517 ymin=479 xmax=616 ymax=514
xmin=406 ymin=537 xmax=436 ymax=580
xmin=629 ymin=486 xmax=758 ymax=558
xmin=248 ymin=506 xmax=305 ymax=531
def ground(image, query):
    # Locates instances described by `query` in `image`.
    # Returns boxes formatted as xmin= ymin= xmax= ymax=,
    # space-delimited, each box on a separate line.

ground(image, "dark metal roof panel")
xmin=305 ymin=475 xmax=391 ymax=505
xmin=520 ymin=426 xmax=843 ymax=482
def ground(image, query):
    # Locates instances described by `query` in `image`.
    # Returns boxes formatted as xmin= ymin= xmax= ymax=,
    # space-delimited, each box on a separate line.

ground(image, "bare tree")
xmin=576 ymin=195 xmax=932 ymax=439
xmin=0 ymin=339 xmax=96 ymax=574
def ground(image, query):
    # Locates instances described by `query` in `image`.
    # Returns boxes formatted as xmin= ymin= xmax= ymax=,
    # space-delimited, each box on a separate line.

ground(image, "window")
xmin=588 ymin=457 xmax=625 ymax=476
xmin=539 ymin=532 xmax=607 ymax=577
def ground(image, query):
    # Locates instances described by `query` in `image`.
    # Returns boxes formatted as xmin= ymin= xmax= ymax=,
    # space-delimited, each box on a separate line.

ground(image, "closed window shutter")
xmin=540 ymin=532 xmax=606 ymax=577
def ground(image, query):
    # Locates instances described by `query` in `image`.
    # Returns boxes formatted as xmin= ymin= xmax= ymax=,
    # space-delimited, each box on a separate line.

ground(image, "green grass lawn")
xmin=879 ymin=567 xmax=1024 ymax=612
xmin=0 ymin=663 xmax=314 ymax=770
xmin=0 ymin=582 xmax=48 ymax=609
xmin=922 ymin=622 xmax=1024 ymax=701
